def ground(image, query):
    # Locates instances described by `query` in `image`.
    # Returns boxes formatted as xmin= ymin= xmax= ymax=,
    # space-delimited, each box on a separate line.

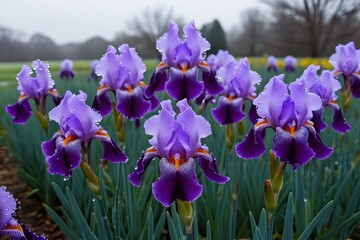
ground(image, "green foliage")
xmin=1 ymin=61 xmax=359 ymax=239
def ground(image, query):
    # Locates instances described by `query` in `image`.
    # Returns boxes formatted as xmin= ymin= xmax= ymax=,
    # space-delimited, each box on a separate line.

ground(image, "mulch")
xmin=0 ymin=146 xmax=65 ymax=239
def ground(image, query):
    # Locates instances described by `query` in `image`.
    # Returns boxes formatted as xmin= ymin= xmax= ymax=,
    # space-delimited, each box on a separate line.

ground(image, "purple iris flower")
xmin=329 ymin=41 xmax=360 ymax=98
xmin=128 ymin=99 xmax=229 ymax=207
xmin=236 ymin=75 xmax=333 ymax=170
xmin=0 ymin=186 xmax=48 ymax=240
xmin=92 ymin=44 xmax=158 ymax=119
xmin=6 ymin=60 xmax=61 ymax=124
xmin=284 ymin=55 xmax=297 ymax=72
xmin=302 ymin=65 xmax=351 ymax=133
xmin=267 ymin=56 xmax=278 ymax=72
xmin=196 ymin=50 xmax=236 ymax=106
xmin=59 ymin=59 xmax=75 ymax=80
xmin=211 ymin=58 xmax=261 ymax=125
xmin=89 ymin=60 xmax=100 ymax=80
xmin=41 ymin=91 xmax=128 ymax=177
xmin=144 ymin=21 xmax=212 ymax=101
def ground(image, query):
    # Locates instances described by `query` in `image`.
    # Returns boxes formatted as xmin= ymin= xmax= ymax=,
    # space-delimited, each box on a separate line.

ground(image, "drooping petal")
xmin=235 ymin=124 xmax=268 ymax=159
xmin=202 ymin=70 xmax=223 ymax=95
xmin=272 ymin=127 xmax=315 ymax=170
xmin=116 ymin=85 xmax=151 ymax=119
xmin=98 ymin=136 xmax=128 ymax=163
xmin=144 ymin=69 xmax=168 ymax=99
xmin=21 ymin=223 xmax=48 ymax=240
xmin=249 ymin=102 xmax=258 ymax=125
xmin=331 ymin=107 xmax=351 ymax=133
xmin=42 ymin=136 xmax=82 ymax=177
xmin=60 ymin=70 xmax=75 ymax=80
xmin=128 ymin=148 xmax=160 ymax=187
xmin=48 ymin=89 xmax=62 ymax=105
xmin=195 ymin=147 xmax=229 ymax=184
xmin=152 ymin=158 xmax=203 ymax=207
xmin=350 ymin=75 xmax=360 ymax=98
xmin=306 ymin=125 xmax=333 ymax=160
xmin=211 ymin=96 xmax=245 ymax=125
xmin=311 ymin=108 xmax=327 ymax=132
xmin=92 ymin=90 xmax=112 ymax=117
xmin=166 ymin=67 xmax=204 ymax=100
xmin=6 ymin=99 xmax=32 ymax=124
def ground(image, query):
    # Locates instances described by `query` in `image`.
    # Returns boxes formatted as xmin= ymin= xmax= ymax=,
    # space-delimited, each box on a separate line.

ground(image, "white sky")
xmin=0 ymin=0 xmax=267 ymax=44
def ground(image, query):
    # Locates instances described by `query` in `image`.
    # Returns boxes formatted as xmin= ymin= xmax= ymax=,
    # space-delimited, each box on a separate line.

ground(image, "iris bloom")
xmin=329 ymin=42 xmax=360 ymax=98
xmin=211 ymin=58 xmax=261 ymax=125
xmin=0 ymin=186 xmax=47 ymax=240
xmin=144 ymin=21 xmax=212 ymax=101
xmin=267 ymin=56 xmax=278 ymax=72
xmin=284 ymin=55 xmax=297 ymax=72
xmin=6 ymin=60 xmax=61 ymax=124
xmin=92 ymin=44 xmax=158 ymax=119
xmin=302 ymin=65 xmax=350 ymax=133
xmin=128 ymin=99 xmax=229 ymax=207
xmin=42 ymin=91 xmax=127 ymax=177
xmin=236 ymin=75 xmax=333 ymax=170
xmin=59 ymin=59 xmax=75 ymax=80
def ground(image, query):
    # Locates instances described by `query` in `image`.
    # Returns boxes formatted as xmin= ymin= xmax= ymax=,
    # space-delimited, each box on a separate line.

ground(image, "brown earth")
xmin=0 ymin=146 xmax=65 ymax=239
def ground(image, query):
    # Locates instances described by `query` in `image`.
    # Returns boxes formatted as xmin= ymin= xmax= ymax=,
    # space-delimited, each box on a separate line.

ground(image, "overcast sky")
xmin=1 ymin=0 xmax=267 ymax=44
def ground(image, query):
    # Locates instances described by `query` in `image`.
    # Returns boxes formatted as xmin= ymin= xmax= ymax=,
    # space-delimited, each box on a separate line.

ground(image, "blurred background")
xmin=1 ymin=0 xmax=360 ymax=62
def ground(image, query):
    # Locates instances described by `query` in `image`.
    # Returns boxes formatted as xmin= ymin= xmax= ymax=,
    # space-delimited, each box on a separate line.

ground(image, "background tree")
xmin=201 ymin=19 xmax=228 ymax=55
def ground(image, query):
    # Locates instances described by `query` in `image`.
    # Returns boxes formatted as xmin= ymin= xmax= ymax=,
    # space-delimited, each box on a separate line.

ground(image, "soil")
xmin=0 ymin=146 xmax=65 ymax=239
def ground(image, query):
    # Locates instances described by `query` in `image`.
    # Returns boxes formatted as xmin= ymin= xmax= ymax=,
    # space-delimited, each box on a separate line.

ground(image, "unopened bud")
xmin=264 ymin=180 xmax=277 ymax=212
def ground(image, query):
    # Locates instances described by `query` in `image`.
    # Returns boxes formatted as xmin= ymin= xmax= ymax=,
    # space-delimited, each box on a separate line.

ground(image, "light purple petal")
xmin=0 ymin=187 xmax=17 ymax=230
xmin=156 ymin=21 xmax=181 ymax=66
xmin=118 ymin=44 xmax=146 ymax=86
xmin=152 ymin=158 xmax=203 ymax=207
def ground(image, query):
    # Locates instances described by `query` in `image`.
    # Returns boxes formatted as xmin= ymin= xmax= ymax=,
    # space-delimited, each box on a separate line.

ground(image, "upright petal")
xmin=0 ymin=187 xmax=16 ymax=230
xmin=183 ymin=21 xmax=210 ymax=68
xmin=289 ymin=78 xmax=322 ymax=128
xmin=156 ymin=21 xmax=181 ymax=66
xmin=118 ymin=44 xmax=145 ymax=85
xmin=166 ymin=67 xmax=204 ymax=100
xmin=152 ymin=158 xmax=203 ymax=207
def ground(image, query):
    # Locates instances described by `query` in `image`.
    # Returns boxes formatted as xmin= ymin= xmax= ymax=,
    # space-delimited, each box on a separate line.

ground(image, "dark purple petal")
xmin=99 ymin=137 xmax=128 ymax=163
xmin=249 ymin=102 xmax=258 ymax=125
xmin=311 ymin=108 xmax=327 ymax=132
xmin=144 ymin=69 xmax=168 ymax=99
xmin=92 ymin=90 xmax=112 ymax=117
xmin=331 ymin=107 xmax=351 ymax=133
xmin=272 ymin=127 xmax=315 ymax=170
xmin=42 ymin=136 xmax=82 ymax=177
xmin=149 ymin=94 xmax=160 ymax=111
xmin=166 ymin=67 xmax=204 ymax=100
xmin=6 ymin=99 xmax=32 ymax=124
xmin=21 ymin=223 xmax=48 ymax=240
xmin=48 ymin=89 xmax=62 ymax=105
xmin=285 ymin=65 xmax=296 ymax=72
xmin=128 ymin=148 xmax=160 ymax=187
xmin=116 ymin=86 xmax=151 ymax=119
xmin=195 ymin=148 xmax=229 ymax=184
xmin=60 ymin=70 xmax=75 ymax=80
xmin=195 ymin=91 xmax=206 ymax=105
xmin=235 ymin=126 xmax=267 ymax=159
xmin=211 ymin=96 xmax=245 ymax=125
xmin=306 ymin=125 xmax=333 ymax=160
xmin=152 ymin=158 xmax=203 ymax=207
xmin=350 ymin=75 xmax=360 ymax=98
xmin=202 ymin=70 xmax=223 ymax=95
